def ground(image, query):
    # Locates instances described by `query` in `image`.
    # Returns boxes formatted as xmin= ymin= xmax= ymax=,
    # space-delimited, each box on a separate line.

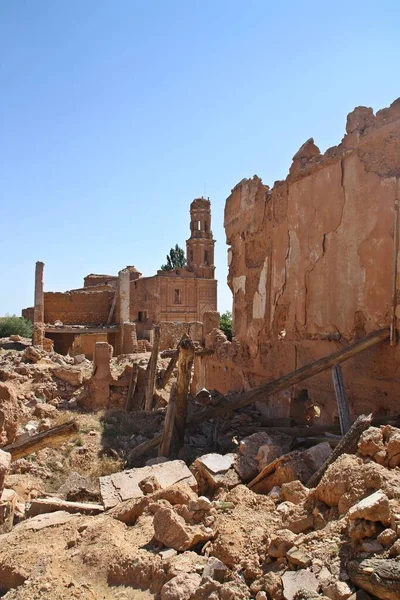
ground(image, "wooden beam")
xmin=144 ymin=325 xmax=160 ymax=412
xmin=157 ymin=336 xmax=184 ymax=390
xmin=307 ymin=413 xmax=372 ymax=488
xmin=3 ymin=420 xmax=79 ymax=461
xmin=174 ymin=336 xmax=195 ymax=453
xmin=125 ymin=329 xmax=389 ymax=462
xmin=27 ymin=497 xmax=104 ymax=517
xmin=158 ymin=383 xmax=177 ymax=457
xmin=190 ymin=328 xmax=390 ymax=423
xmin=331 ymin=364 xmax=351 ymax=435
xmin=125 ymin=363 xmax=139 ymax=411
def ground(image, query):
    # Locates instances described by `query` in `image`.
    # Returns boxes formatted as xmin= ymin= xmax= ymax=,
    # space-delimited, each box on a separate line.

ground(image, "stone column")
xmin=116 ymin=269 xmax=130 ymax=354
xmin=88 ymin=342 xmax=112 ymax=409
xmin=33 ymin=261 xmax=45 ymax=347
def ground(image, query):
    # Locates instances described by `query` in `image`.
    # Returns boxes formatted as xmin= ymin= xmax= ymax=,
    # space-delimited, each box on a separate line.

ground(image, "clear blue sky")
xmin=1 ymin=1 xmax=399 ymax=316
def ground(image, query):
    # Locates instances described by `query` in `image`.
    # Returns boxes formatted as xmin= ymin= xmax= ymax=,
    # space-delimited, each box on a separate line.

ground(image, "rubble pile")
xmin=0 ymin=338 xmax=399 ymax=599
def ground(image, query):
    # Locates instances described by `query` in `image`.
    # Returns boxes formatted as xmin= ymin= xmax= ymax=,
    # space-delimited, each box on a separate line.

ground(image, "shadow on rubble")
xmin=100 ymin=397 xmax=263 ymax=471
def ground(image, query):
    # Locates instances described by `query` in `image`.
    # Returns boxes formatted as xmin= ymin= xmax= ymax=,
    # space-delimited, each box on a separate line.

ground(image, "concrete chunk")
xmin=347 ymin=490 xmax=391 ymax=524
xmin=282 ymin=569 xmax=319 ymax=600
xmin=16 ymin=510 xmax=79 ymax=531
xmin=99 ymin=459 xmax=197 ymax=509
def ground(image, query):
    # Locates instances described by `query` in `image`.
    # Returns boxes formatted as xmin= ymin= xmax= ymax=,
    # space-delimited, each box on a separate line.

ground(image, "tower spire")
xmin=186 ymin=197 xmax=215 ymax=279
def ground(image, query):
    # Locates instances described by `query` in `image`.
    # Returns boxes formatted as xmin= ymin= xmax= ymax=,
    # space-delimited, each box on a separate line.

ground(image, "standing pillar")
xmin=116 ymin=268 xmax=130 ymax=354
xmin=33 ymin=261 xmax=45 ymax=347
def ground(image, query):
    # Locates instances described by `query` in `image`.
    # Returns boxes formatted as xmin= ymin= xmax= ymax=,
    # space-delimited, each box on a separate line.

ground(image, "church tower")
xmin=186 ymin=197 xmax=215 ymax=279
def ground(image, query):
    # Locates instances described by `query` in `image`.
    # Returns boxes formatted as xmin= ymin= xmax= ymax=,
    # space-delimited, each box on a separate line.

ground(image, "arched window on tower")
xmin=204 ymin=250 xmax=209 ymax=266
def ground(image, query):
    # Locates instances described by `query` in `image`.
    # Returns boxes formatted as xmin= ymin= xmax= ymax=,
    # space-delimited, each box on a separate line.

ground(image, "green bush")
xmin=220 ymin=310 xmax=233 ymax=341
xmin=0 ymin=315 xmax=33 ymax=338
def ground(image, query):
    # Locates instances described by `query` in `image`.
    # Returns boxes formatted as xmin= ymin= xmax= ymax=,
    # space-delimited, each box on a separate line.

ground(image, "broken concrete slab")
xmin=347 ymin=490 xmax=391 ymax=524
xmin=99 ymin=460 xmax=197 ymax=509
xmin=286 ymin=546 xmax=312 ymax=568
xmin=193 ymin=453 xmax=240 ymax=493
xmin=282 ymin=569 xmax=319 ymax=600
xmin=15 ymin=510 xmax=79 ymax=531
xmin=196 ymin=453 xmax=235 ymax=473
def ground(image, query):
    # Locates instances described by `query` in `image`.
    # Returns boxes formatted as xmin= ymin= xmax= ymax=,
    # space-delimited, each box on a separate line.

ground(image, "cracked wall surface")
xmin=202 ymin=98 xmax=400 ymax=422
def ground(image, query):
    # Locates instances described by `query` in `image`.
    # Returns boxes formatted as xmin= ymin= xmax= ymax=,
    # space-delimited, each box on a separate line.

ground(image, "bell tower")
xmin=186 ymin=197 xmax=215 ymax=279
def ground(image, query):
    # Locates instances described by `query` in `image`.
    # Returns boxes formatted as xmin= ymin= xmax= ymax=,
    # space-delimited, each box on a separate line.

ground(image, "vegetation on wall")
xmin=160 ymin=244 xmax=187 ymax=271
xmin=0 ymin=315 xmax=33 ymax=338
xmin=220 ymin=310 xmax=232 ymax=341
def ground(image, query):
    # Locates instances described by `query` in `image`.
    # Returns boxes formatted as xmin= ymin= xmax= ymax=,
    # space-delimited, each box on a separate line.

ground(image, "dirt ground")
xmin=1 ymin=338 xmax=400 ymax=600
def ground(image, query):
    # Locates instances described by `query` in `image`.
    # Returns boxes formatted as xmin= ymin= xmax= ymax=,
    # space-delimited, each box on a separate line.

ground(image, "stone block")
xmin=153 ymin=507 xmax=212 ymax=551
xmin=235 ymin=432 xmax=281 ymax=482
xmin=347 ymin=490 xmax=391 ymax=525
xmin=193 ymin=453 xmax=241 ymax=492
xmin=282 ymin=569 xmax=319 ymax=600
xmin=286 ymin=546 xmax=312 ymax=568
xmin=160 ymin=573 xmax=202 ymax=600
xmin=99 ymin=460 xmax=197 ymax=509
xmin=0 ymin=489 xmax=17 ymax=534
xmin=15 ymin=510 xmax=79 ymax=531
xmin=268 ymin=529 xmax=297 ymax=558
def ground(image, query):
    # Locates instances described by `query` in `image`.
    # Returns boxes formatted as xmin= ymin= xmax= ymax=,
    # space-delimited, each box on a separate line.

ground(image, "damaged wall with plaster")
xmin=200 ymin=99 xmax=400 ymax=423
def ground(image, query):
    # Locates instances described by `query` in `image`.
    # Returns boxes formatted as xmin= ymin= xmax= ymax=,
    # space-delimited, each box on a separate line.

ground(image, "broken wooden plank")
xmin=157 ymin=336 xmax=183 ymax=390
xmin=27 ymin=497 xmax=104 ymax=517
xmin=3 ymin=420 xmax=79 ymax=461
xmin=126 ymin=435 xmax=161 ymax=464
xmin=174 ymin=336 xmax=195 ymax=453
xmin=126 ymin=330 xmax=389 ymax=462
xmin=158 ymin=383 xmax=177 ymax=457
xmin=125 ymin=363 xmax=139 ymax=411
xmin=307 ymin=413 xmax=372 ymax=488
xmin=331 ymin=364 xmax=351 ymax=435
xmin=144 ymin=325 xmax=161 ymax=412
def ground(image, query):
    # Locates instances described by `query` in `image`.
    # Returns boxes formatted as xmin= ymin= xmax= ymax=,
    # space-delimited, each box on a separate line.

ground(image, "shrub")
xmin=220 ymin=310 xmax=232 ymax=341
xmin=0 ymin=314 xmax=33 ymax=338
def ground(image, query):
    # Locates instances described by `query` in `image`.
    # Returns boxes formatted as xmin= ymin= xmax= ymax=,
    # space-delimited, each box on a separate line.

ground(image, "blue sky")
xmin=1 ymin=1 xmax=399 ymax=316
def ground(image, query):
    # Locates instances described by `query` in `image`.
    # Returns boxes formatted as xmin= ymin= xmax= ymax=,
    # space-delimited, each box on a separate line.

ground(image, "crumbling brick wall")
xmin=159 ymin=321 xmax=203 ymax=351
xmin=44 ymin=290 xmax=114 ymax=325
xmin=200 ymin=98 xmax=400 ymax=423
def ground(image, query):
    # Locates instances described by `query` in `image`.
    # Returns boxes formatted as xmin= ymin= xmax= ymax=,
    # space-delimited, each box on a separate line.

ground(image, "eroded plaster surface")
xmin=202 ymin=99 xmax=400 ymax=421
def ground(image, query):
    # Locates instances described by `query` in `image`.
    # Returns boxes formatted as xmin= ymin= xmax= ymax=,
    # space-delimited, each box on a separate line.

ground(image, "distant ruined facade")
xmin=194 ymin=98 xmax=400 ymax=424
xmin=23 ymin=198 xmax=217 ymax=357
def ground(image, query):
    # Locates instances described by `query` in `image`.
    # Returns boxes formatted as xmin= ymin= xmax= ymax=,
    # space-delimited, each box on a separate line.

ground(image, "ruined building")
xmin=195 ymin=98 xmax=400 ymax=425
xmin=23 ymin=198 xmax=217 ymax=357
